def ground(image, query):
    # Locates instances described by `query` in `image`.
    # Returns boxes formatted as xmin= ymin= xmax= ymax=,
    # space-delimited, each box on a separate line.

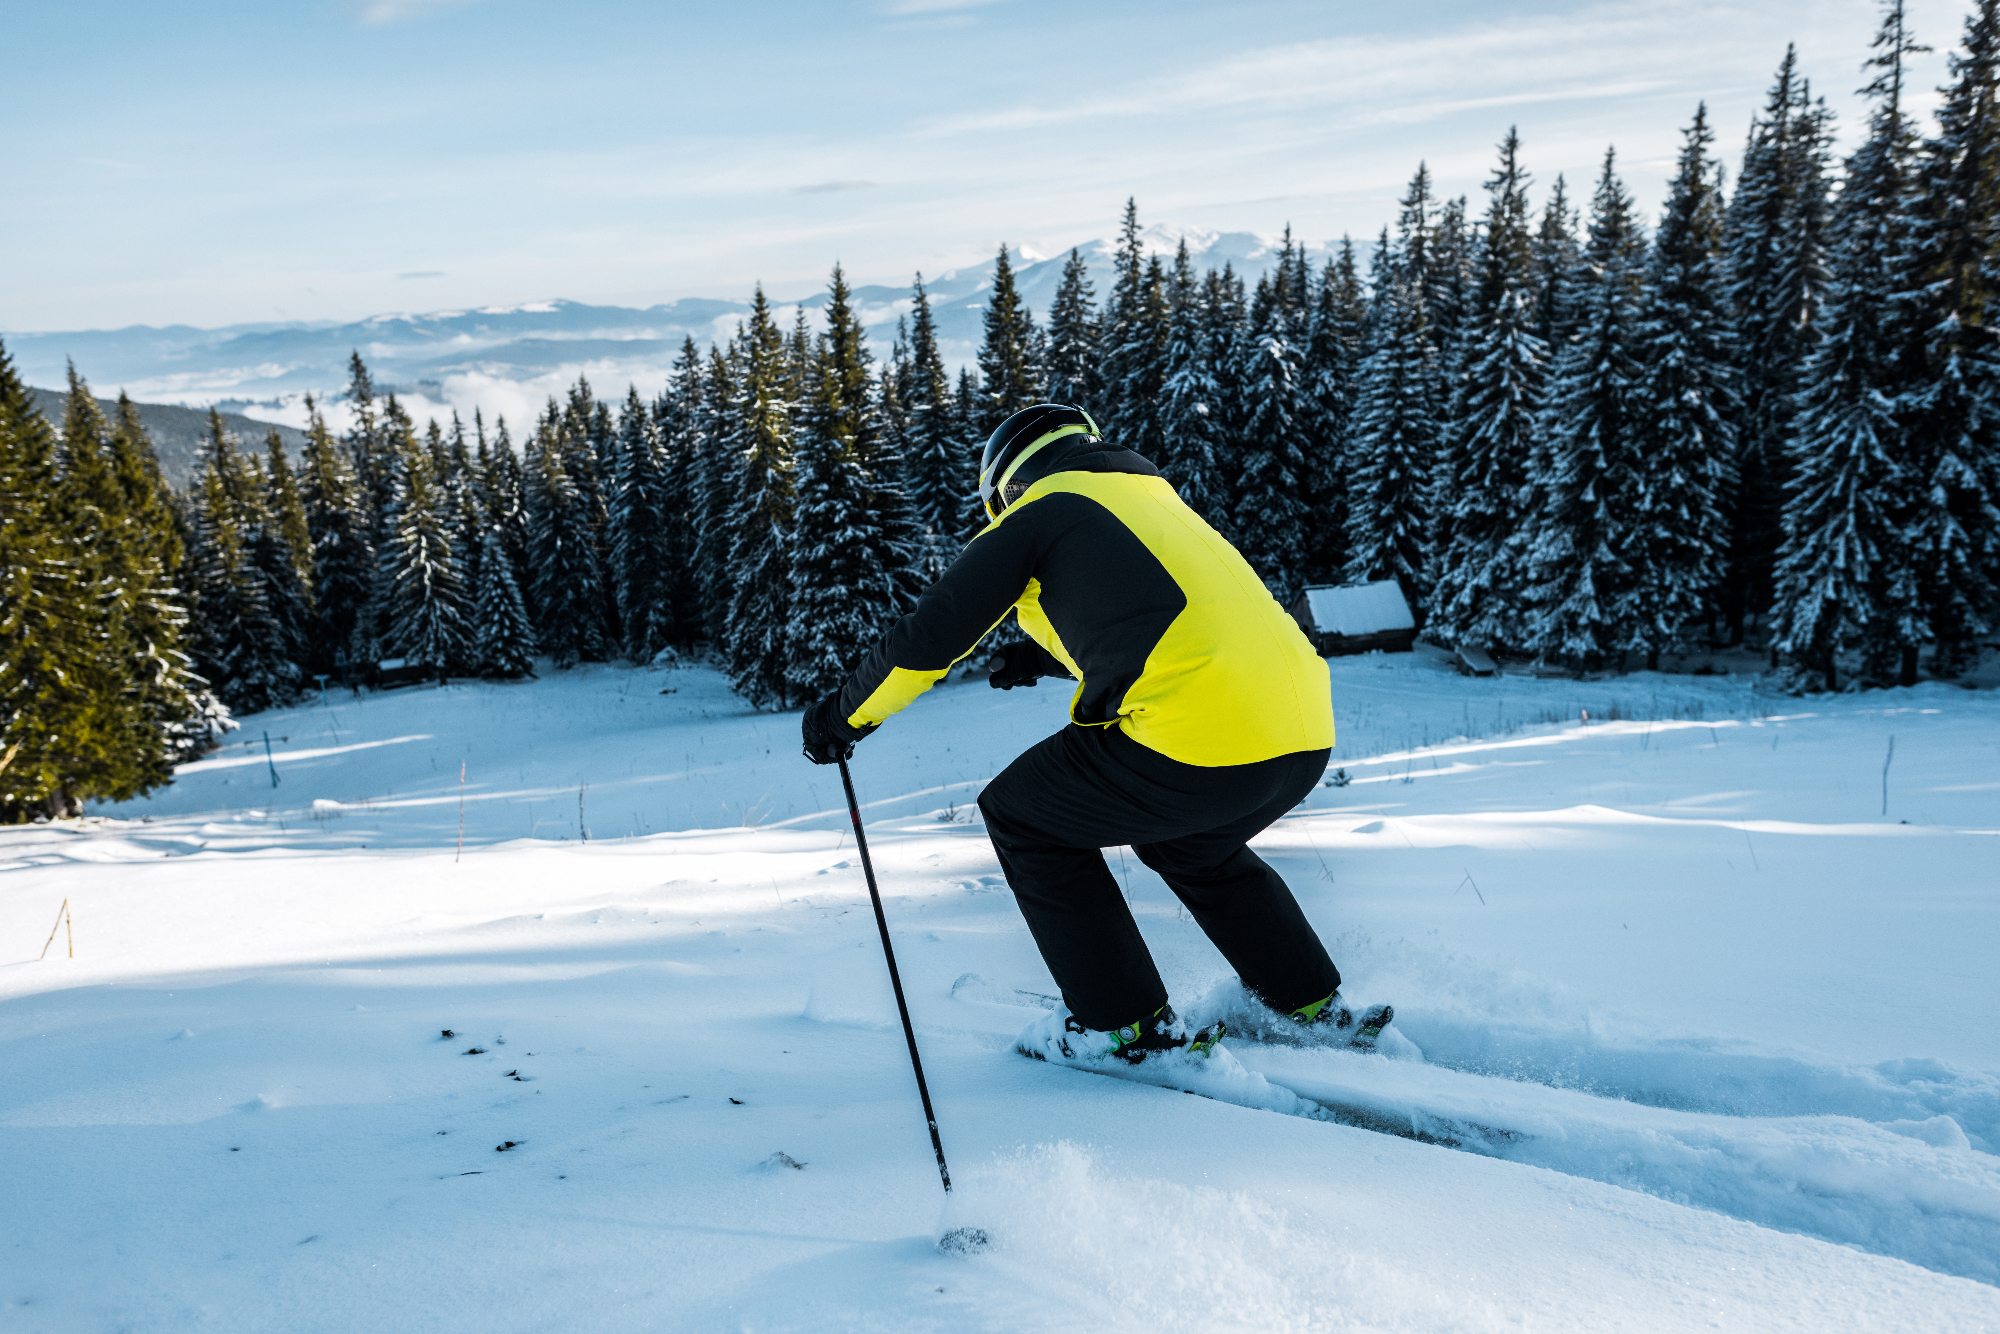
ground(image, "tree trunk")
xmin=1899 ymin=644 xmax=1919 ymax=689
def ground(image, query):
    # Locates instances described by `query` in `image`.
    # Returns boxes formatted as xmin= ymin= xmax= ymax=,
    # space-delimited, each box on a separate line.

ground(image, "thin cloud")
xmin=876 ymin=0 xmax=1003 ymax=13
xmin=913 ymin=2 xmax=1743 ymax=139
xmin=794 ymin=180 xmax=879 ymax=195
xmin=398 ymin=270 xmax=448 ymax=279
xmin=357 ymin=0 xmax=486 ymax=25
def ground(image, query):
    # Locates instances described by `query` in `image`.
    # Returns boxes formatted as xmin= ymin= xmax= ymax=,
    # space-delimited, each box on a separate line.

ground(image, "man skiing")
xmin=801 ymin=403 xmax=1387 ymax=1067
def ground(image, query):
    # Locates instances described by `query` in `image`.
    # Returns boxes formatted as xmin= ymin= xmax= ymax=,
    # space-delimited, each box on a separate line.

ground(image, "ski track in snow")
xmin=2 ymin=650 xmax=1997 ymax=1330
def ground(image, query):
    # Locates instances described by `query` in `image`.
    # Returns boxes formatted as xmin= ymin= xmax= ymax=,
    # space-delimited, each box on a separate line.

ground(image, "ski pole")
xmin=836 ymin=757 xmax=987 ymax=1252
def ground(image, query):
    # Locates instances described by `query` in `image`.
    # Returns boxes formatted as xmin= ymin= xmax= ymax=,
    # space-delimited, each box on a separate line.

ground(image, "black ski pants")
xmin=977 ymin=724 xmax=1340 ymax=1032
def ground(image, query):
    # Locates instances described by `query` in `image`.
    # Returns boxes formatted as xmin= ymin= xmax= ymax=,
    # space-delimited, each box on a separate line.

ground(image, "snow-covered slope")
xmin=4 ymin=653 xmax=1997 ymax=1331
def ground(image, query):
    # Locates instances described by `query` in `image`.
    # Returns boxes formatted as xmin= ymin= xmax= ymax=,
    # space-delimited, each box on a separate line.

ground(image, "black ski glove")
xmin=989 ymin=639 xmax=1052 ymax=690
xmin=801 ymin=692 xmax=874 ymax=765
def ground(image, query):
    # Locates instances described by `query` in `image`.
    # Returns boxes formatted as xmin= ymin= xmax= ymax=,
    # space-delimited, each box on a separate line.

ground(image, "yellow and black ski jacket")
xmin=834 ymin=443 xmax=1334 ymax=767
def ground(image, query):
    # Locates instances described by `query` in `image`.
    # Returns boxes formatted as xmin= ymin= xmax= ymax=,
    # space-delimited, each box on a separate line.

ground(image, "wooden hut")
xmin=1290 ymin=580 xmax=1417 ymax=656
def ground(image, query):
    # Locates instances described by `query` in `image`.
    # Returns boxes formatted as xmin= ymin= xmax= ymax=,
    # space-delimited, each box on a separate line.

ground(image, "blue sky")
xmin=1 ymin=0 xmax=1974 ymax=331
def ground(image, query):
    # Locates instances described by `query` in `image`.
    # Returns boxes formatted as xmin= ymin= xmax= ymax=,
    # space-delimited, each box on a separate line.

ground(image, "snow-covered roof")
xmin=1300 ymin=580 xmax=1414 ymax=636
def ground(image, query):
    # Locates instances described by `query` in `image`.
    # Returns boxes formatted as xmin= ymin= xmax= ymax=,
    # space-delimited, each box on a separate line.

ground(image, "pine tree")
xmin=1158 ymin=241 xmax=1226 ymax=525
xmin=1890 ymin=0 xmax=2000 ymax=677
xmin=611 ymin=384 xmax=675 ymax=662
xmin=823 ymin=265 xmax=917 ymax=612
xmin=379 ymin=428 xmax=468 ymax=679
xmin=1299 ymin=238 xmax=1366 ymax=586
xmin=1775 ymin=3 xmax=1926 ymax=690
xmin=655 ymin=340 xmax=704 ymax=644
xmin=693 ymin=344 xmax=739 ymax=645
xmin=38 ymin=369 xmax=175 ymax=805
xmin=1106 ymin=251 xmax=1170 ymax=470
xmin=789 ymin=307 xmax=904 ymax=700
xmin=342 ymin=352 xmax=392 ymax=543
xmin=298 ymin=395 xmax=373 ymax=672
xmin=1429 ymin=128 xmax=1549 ymax=650
xmin=1344 ymin=230 xmax=1440 ymax=606
xmin=186 ymin=413 xmax=298 ymax=713
xmin=723 ymin=288 xmax=797 ymax=707
xmin=1045 ymin=248 xmax=1101 ymax=408
xmin=525 ymin=410 xmax=607 ymax=670
xmin=470 ymin=525 xmax=536 ymax=678
xmin=1532 ymin=176 xmax=1583 ymax=348
xmin=263 ymin=432 xmax=314 ymax=608
xmin=1 ymin=346 xmax=107 ymax=818
xmin=1724 ymin=48 xmax=1836 ymax=644
xmin=1526 ymin=148 xmax=1647 ymax=663
xmin=900 ymin=276 xmax=965 ymax=584
xmin=1098 ymin=199 xmax=1148 ymax=433
xmin=1201 ymin=265 xmax=1251 ymax=538
xmin=978 ymin=245 xmax=1045 ymax=421
xmin=1233 ymin=243 xmax=1313 ymax=601
xmin=1628 ymin=105 xmax=1738 ymax=666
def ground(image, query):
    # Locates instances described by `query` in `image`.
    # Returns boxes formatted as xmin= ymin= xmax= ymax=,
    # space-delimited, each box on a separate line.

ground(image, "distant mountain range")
xmin=4 ymin=226 xmax=1321 ymax=442
xmin=25 ymin=387 xmax=307 ymax=489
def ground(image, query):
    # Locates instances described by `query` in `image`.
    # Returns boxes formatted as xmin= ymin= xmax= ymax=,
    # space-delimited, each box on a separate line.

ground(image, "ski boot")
xmin=1016 ymin=1003 xmax=1224 ymax=1068
xmin=1295 ymin=992 xmax=1394 ymax=1050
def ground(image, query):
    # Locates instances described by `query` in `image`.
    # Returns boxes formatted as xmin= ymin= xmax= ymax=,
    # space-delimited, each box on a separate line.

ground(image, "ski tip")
xmin=938 ymin=1226 xmax=991 ymax=1255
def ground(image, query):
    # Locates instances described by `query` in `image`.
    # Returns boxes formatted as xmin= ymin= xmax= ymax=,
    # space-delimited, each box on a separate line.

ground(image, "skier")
xmin=801 ymin=404 xmax=1387 ymax=1067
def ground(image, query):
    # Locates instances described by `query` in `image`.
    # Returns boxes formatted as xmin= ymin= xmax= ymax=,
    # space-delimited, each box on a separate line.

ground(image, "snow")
xmin=1302 ymin=579 xmax=1416 ymax=634
xmin=5 ymin=651 xmax=1998 ymax=1330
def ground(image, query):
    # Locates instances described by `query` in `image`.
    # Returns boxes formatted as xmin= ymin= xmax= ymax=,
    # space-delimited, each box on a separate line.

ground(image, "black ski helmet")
xmin=977 ymin=403 xmax=1104 ymax=520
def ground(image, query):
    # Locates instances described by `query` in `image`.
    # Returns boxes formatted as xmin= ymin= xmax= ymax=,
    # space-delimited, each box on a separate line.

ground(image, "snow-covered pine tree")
xmin=470 ymin=524 xmax=536 ymax=678
xmin=693 ymin=343 xmax=740 ymax=646
xmin=340 ymin=352 xmax=390 ymax=539
xmin=655 ymin=338 xmax=705 ymax=646
xmin=1097 ymin=199 xmax=1147 ymax=433
xmin=1627 ymin=105 xmax=1738 ymax=666
xmin=1302 ymin=238 xmax=1366 ymax=586
xmin=104 ymin=392 xmax=209 ymax=764
xmin=722 ymin=288 xmax=797 ymax=707
xmin=1532 ymin=176 xmax=1582 ymax=348
xmin=1108 ymin=254 xmax=1170 ymax=470
xmin=298 ymin=395 xmax=373 ymax=671
xmin=823 ymin=265 xmax=917 ymax=614
xmin=1428 ymin=128 xmax=1549 ymax=651
xmin=1525 ymin=148 xmax=1647 ymax=664
xmin=1344 ymin=229 xmax=1441 ymax=606
xmin=380 ymin=429 xmax=468 ymax=679
xmin=899 ymin=276 xmax=965 ymax=585
xmin=1775 ymin=4 xmax=1925 ymax=692
xmin=485 ymin=416 xmax=531 ymax=610
xmin=263 ymin=431 xmax=315 ymax=609
xmin=525 ymin=409 xmax=608 ymax=670
xmin=978 ymin=245 xmax=1045 ymax=422
xmin=1888 ymin=0 xmax=2000 ymax=677
xmin=445 ymin=416 xmax=487 ymax=620
xmin=611 ymin=384 xmax=675 ymax=662
xmin=186 ymin=412 xmax=299 ymax=712
xmin=788 ymin=311 xmax=904 ymax=701
xmin=1232 ymin=245 xmax=1313 ymax=602
xmin=1158 ymin=241 xmax=1226 ymax=527
xmin=1045 ymin=248 xmax=1101 ymax=408
xmin=951 ymin=367 xmax=989 ymax=542
xmin=1723 ymin=47 xmax=1836 ymax=645
xmin=1200 ymin=264 xmax=1251 ymax=533
xmin=1425 ymin=195 xmax=1478 ymax=437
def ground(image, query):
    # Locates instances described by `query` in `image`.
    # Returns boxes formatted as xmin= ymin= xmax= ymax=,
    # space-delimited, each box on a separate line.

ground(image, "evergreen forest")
xmin=6 ymin=0 xmax=2000 ymax=821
